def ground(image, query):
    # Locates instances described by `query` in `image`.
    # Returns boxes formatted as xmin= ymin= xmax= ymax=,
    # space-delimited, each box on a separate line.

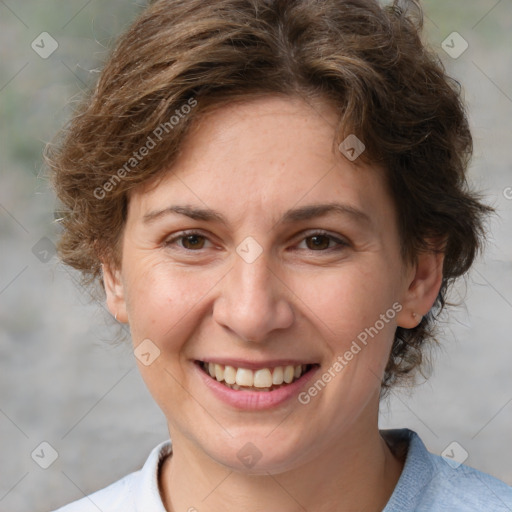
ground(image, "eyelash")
xmin=163 ymin=230 xmax=349 ymax=254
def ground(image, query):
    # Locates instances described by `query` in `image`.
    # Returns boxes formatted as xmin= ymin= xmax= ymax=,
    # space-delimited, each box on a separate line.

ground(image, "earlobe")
xmin=102 ymin=262 xmax=128 ymax=323
xmin=396 ymin=249 xmax=444 ymax=329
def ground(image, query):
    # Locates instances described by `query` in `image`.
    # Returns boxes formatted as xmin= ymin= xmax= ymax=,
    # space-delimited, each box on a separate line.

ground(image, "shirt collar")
xmin=381 ymin=428 xmax=436 ymax=511
xmin=134 ymin=439 xmax=173 ymax=512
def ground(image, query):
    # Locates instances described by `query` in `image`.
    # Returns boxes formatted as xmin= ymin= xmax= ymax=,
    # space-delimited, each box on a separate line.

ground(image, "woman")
xmin=45 ymin=0 xmax=512 ymax=510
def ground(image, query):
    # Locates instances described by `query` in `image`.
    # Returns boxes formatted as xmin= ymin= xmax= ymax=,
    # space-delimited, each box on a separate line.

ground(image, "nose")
xmin=212 ymin=249 xmax=294 ymax=343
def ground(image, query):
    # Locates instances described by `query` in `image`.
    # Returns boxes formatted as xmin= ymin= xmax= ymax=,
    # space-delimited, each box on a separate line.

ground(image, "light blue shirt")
xmin=382 ymin=429 xmax=512 ymax=511
xmin=52 ymin=428 xmax=512 ymax=511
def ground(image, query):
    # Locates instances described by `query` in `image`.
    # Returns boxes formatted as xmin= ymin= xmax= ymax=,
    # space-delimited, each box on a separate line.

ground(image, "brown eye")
xmin=164 ymin=231 xmax=211 ymax=251
xmin=305 ymin=234 xmax=331 ymax=251
xmin=180 ymin=234 xmax=206 ymax=250
xmin=298 ymin=231 xmax=349 ymax=252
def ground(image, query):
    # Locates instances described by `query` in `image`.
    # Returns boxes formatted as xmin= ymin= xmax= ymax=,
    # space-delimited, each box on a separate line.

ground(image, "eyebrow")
xmin=142 ymin=202 xmax=372 ymax=228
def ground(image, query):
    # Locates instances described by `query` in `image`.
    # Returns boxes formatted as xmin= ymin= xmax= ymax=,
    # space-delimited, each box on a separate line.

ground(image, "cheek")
xmin=124 ymin=259 xmax=214 ymax=416
xmin=297 ymin=264 xmax=400 ymax=392
xmin=124 ymin=247 xmax=400 ymax=355
xmin=123 ymin=256 xmax=217 ymax=344
xmin=298 ymin=262 xmax=398 ymax=333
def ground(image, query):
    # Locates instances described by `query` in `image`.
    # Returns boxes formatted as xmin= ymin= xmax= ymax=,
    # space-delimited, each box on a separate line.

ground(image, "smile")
xmin=197 ymin=361 xmax=316 ymax=392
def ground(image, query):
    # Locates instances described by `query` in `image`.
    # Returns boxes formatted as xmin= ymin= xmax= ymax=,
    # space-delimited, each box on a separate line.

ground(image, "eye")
xmin=164 ymin=231 xmax=212 ymax=251
xmin=295 ymin=231 xmax=350 ymax=252
xmin=164 ymin=229 xmax=349 ymax=253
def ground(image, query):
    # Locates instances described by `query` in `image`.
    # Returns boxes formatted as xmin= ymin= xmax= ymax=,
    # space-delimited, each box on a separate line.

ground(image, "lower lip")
xmin=194 ymin=362 xmax=319 ymax=410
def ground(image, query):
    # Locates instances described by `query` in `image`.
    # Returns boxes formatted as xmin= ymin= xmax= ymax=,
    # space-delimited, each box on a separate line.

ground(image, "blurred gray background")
xmin=0 ymin=1 xmax=511 ymax=511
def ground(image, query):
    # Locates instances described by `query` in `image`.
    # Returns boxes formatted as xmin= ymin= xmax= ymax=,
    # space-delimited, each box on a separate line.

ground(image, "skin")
xmin=102 ymin=95 xmax=444 ymax=512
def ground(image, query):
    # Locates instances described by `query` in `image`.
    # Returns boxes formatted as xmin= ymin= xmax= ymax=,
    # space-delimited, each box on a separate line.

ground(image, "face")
xmin=104 ymin=95 xmax=441 ymax=474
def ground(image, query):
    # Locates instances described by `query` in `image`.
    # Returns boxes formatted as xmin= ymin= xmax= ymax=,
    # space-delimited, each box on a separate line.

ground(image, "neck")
xmin=159 ymin=417 xmax=404 ymax=512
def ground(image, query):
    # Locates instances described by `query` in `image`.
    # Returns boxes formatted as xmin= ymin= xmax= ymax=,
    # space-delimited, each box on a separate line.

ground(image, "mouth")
xmin=195 ymin=360 xmax=318 ymax=392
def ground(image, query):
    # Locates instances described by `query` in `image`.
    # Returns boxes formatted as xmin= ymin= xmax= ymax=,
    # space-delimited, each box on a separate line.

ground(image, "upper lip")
xmin=195 ymin=358 xmax=319 ymax=370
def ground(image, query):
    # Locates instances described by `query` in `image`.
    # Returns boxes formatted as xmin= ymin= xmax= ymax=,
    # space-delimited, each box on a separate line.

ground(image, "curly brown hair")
xmin=44 ymin=0 xmax=493 ymax=394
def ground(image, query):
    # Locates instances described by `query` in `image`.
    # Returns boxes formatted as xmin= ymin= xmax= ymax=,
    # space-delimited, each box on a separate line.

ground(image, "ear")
xmin=102 ymin=262 xmax=128 ymax=323
xmin=396 ymin=247 xmax=444 ymax=329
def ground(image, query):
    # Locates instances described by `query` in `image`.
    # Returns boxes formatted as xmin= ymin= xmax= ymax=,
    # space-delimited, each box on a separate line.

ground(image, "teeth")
xmin=224 ymin=365 xmax=236 ymax=384
xmin=253 ymin=368 xmax=272 ymax=388
xmin=236 ymin=368 xmax=254 ymax=387
xmin=215 ymin=363 xmax=224 ymax=382
xmin=283 ymin=365 xmax=295 ymax=384
xmin=202 ymin=362 xmax=309 ymax=390
xmin=272 ymin=366 xmax=284 ymax=385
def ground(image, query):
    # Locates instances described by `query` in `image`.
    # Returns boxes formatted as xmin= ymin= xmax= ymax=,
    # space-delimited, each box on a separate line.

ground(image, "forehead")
xmin=128 ymin=95 xmax=394 ymax=229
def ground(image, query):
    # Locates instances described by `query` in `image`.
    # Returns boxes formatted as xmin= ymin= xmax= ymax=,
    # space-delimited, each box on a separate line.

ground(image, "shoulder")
xmin=50 ymin=440 xmax=172 ymax=512
xmin=423 ymin=447 xmax=512 ymax=511
xmin=382 ymin=429 xmax=512 ymax=512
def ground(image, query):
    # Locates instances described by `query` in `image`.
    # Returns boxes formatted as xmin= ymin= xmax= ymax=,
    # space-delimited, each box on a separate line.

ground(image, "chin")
xmin=201 ymin=434 xmax=310 ymax=475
